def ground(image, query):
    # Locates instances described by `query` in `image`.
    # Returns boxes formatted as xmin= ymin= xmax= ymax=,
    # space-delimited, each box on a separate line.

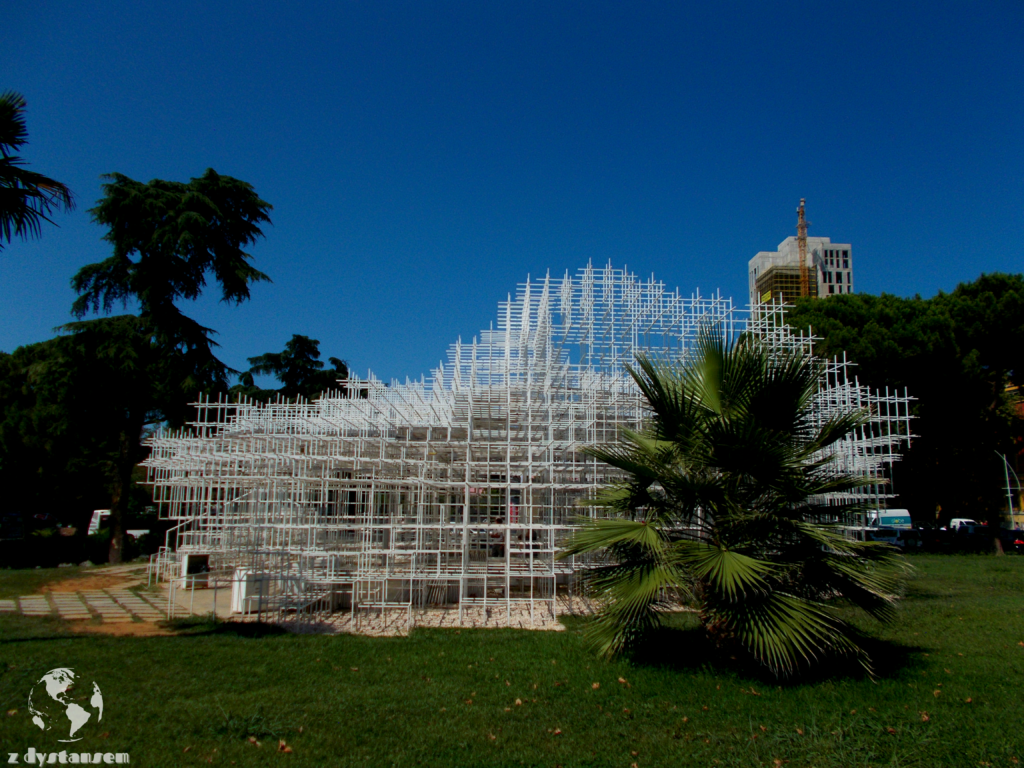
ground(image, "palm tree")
xmin=0 ymin=91 xmax=75 ymax=250
xmin=561 ymin=330 xmax=905 ymax=676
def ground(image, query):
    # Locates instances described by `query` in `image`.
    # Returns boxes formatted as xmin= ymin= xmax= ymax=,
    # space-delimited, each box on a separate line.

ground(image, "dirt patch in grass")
xmin=69 ymin=620 xmax=176 ymax=637
xmin=41 ymin=572 xmax=144 ymax=593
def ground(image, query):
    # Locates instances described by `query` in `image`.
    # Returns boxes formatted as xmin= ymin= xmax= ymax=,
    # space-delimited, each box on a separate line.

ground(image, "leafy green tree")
xmin=0 ymin=318 xmax=168 ymax=560
xmin=562 ymin=332 xmax=904 ymax=675
xmin=786 ymin=273 xmax=1024 ymax=528
xmin=0 ymin=91 xmax=74 ymax=250
xmin=0 ymin=340 xmax=110 ymax=533
xmin=234 ymin=335 xmax=348 ymax=402
xmin=65 ymin=169 xmax=273 ymax=561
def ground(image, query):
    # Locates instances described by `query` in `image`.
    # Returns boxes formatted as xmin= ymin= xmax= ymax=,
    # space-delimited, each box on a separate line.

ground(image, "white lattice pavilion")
xmin=144 ymin=263 xmax=912 ymax=628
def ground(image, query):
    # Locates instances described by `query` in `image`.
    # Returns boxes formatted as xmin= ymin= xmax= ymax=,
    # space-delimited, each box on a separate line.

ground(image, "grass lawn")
xmin=1 ymin=555 xmax=1022 ymax=767
xmin=0 ymin=566 xmax=93 ymax=599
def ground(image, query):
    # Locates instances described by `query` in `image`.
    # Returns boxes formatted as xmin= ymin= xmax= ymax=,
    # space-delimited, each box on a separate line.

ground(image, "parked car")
xmin=998 ymin=528 xmax=1024 ymax=554
xmin=867 ymin=527 xmax=901 ymax=546
xmin=895 ymin=528 xmax=926 ymax=550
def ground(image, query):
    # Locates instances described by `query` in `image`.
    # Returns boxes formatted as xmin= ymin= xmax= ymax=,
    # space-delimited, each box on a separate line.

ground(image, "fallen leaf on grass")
xmin=759 ymin=725 xmax=767 ymax=732
xmin=184 ymin=747 xmax=192 ymax=753
xmin=920 ymin=712 xmax=930 ymax=722
xmin=773 ymin=760 xmax=784 ymax=768
xmin=682 ymin=717 xmax=689 ymax=723
xmin=886 ymin=727 xmax=896 ymax=735
xmin=592 ymin=682 xmax=600 ymax=690
xmin=6 ymin=710 xmax=16 ymax=716
xmin=795 ymin=728 xmax=804 ymax=736
xmin=965 ymin=698 xmax=973 ymax=704
xmin=505 ymin=680 xmax=510 ymax=686
xmin=465 ymin=699 xmax=473 ymax=705
xmin=630 ymin=750 xmax=638 ymax=756
xmin=933 ymin=690 xmax=942 ymax=698
xmin=487 ymin=734 xmax=496 ymax=741
xmin=553 ymin=729 xmax=562 ymax=736
xmin=515 ymin=699 xmax=522 ymax=706
xmin=278 ymin=740 xmax=292 ymax=753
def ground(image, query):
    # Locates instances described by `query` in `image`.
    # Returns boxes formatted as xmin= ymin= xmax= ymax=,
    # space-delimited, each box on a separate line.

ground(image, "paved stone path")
xmin=49 ymin=593 xmax=92 ymax=620
xmin=4 ymin=590 xmax=168 ymax=623
xmin=107 ymin=589 xmax=165 ymax=620
xmin=19 ymin=596 xmax=52 ymax=616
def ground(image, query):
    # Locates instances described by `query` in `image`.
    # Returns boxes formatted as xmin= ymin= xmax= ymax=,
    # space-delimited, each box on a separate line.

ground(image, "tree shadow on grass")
xmin=626 ymin=623 xmax=925 ymax=686
xmin=162 ymin=617 xmax=290 ymax=639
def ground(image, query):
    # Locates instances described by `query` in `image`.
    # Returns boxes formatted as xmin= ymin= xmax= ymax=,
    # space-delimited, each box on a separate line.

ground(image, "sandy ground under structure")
xmin=276 ymin=594 xmax=603 ymax=637
xmin=11 ymin=565 xmax=692 ymax=640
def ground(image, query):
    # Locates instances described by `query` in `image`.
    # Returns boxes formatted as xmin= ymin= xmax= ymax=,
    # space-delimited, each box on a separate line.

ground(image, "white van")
xmin=867 ymin=509 xmax=912 ymax=529
xmin=949 ymin=518 xmax=980 ymax=529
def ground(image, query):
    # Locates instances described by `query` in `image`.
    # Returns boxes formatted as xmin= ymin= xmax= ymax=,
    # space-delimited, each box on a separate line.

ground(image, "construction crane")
xmin=797 ymin=198 xmax=811 ymax=298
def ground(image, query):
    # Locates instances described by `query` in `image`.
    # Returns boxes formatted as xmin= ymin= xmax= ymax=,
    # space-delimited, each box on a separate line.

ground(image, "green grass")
xmin=0 ymin=566 xmax=83 ymax=599
xmin=1 ymin=555 xmax=1022 ymax=767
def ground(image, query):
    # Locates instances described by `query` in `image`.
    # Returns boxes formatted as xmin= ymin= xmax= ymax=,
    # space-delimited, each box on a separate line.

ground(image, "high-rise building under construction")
xmin=748 ymin=200 xmax=853 ymax=305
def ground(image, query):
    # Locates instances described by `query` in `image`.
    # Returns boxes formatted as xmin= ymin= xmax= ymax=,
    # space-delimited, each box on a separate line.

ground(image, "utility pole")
xmin=797 ymin=198 xmax=810 ymax=297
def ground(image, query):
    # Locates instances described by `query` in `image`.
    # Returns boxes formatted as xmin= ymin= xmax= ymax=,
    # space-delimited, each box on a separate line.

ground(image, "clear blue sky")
xmin=3 ymin=1 xmax=1022 ymax=383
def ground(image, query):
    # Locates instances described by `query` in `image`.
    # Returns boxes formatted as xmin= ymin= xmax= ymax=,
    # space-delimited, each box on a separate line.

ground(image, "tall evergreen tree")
xmin=68 ymin=169 xmax=272 ymax=561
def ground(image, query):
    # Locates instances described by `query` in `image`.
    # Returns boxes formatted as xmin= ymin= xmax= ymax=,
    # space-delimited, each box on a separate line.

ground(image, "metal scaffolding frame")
xmin=143 ymin=263 xmax=912 ymax=629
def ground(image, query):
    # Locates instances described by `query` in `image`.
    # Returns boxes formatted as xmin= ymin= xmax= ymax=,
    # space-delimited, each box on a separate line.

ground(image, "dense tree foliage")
xmin=562 ymin=332 xmax=904 ymax=675
xmin=0 ymin=318 xmax=169 ymax=554
xmin=233 ymin=334 xmax=348 ymax=402
xmin=0 ymin=91 xmax=74 ymax=251
xmin=785 ymin=273 xmax=1024 ymax=527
